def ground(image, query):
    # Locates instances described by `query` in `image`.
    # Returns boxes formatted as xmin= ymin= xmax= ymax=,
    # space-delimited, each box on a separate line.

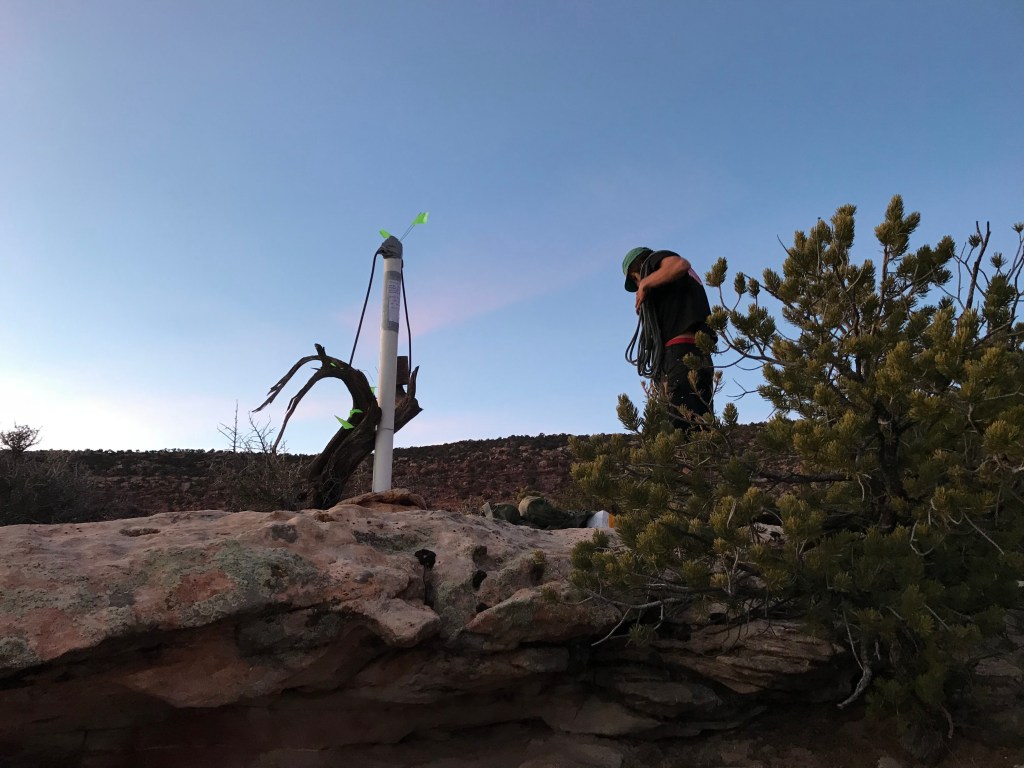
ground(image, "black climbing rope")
xmin=625 ymin=254 xmax=663 ymax=379
xmin=348 ymin=244 xmax=414 ymax=373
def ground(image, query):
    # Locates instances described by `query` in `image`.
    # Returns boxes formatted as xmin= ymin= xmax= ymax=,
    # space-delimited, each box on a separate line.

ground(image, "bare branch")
xmin=838 ymin=610 xmax=873 ymax=709
xmin=964 ymin=221 xmax=991 ymax=312
xmin=590 ymin=597 xmax=691 ymax=646
xmin=255 ymin=344 xmax=422 ymax=508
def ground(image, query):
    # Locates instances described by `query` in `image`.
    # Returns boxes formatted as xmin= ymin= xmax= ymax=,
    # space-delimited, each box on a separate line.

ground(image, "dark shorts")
xmin=660 ymin=343 xmax=714 ymax=431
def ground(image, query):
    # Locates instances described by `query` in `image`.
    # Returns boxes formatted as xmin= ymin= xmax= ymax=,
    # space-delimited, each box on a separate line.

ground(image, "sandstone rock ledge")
xmin=0 ymin=497 xmax=851 ymax=768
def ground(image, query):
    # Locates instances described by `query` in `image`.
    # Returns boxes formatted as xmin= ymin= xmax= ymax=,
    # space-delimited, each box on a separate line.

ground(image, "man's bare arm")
xmin=635 ymin=255 xmax=691 ymax=311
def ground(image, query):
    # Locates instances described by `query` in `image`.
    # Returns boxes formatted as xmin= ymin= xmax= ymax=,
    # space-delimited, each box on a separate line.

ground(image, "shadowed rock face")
xmin=0 ymin=495 xmax=855 ymax=767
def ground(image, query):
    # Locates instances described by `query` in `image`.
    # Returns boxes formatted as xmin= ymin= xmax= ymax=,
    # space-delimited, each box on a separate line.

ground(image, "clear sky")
xmin=2 ymin=1 xmax=1022 ymax=453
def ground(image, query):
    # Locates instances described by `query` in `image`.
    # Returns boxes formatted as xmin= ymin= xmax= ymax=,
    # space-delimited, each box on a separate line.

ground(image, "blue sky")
xmin=2 ymin=1 xmax=1022 ymax=453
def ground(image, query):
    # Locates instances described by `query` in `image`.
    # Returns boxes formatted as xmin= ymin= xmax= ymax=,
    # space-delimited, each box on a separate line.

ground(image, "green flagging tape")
xmin=381 ymin=211 xmax=430 ymax=242
xmin=335 ymin=407 xmax=364 ymax=431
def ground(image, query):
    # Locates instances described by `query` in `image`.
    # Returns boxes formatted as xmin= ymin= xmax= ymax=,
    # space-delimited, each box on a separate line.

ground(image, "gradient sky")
xmin=2 ymin=1 xmax=1022 ymax=453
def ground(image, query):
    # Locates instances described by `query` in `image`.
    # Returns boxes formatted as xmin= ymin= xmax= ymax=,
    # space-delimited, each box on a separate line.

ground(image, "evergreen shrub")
xmin=571 ymin=197 xmax=1024 ymax=730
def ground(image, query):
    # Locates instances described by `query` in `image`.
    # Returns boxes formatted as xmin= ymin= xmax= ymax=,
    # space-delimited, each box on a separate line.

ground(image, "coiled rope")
xmin=625 ymin=254 xmax=664 ymax=379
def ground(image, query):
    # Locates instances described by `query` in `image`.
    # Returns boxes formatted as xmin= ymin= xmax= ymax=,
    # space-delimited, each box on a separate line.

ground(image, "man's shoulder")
xmin=649 ymin=249 xmax=682 ymax=266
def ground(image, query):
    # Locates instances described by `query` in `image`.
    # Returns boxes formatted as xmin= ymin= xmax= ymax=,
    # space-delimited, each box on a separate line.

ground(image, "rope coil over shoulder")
xmin=624 ymin=250 xmax=664 ymax=378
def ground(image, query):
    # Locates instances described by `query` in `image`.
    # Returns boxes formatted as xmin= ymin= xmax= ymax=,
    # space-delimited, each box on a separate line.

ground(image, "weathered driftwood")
xmin=254 ymin=344 xmax=422 ymax=508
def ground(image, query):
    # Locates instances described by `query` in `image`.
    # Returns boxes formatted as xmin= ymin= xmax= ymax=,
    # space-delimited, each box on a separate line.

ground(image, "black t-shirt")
xmin=645 ymin=250 xmax=713 ymax=340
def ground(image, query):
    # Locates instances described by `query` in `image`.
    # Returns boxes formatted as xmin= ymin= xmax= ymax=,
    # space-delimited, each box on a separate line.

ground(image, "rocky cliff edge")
xmin=1 ymin=493 xmax=1016 ymax=768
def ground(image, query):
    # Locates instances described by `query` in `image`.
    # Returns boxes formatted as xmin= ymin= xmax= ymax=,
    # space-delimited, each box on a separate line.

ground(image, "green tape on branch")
xmin=414 ymin=211 xmax=429 ymax=225
xmin=335 ymin=406 xmax=365 ymax=430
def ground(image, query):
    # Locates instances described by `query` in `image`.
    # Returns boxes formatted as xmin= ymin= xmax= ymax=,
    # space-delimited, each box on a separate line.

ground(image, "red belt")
xmin=665 ymin=334 xmax=697 ymax=347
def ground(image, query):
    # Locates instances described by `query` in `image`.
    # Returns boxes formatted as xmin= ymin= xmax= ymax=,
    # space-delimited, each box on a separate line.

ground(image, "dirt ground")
xmin=300 ymin=703 xmax=1023 ymax=768
xmin=632 ymin=702 xmax=1024 ymax=768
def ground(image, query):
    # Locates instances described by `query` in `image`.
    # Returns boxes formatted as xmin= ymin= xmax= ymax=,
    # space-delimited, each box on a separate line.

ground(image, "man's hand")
xmin=635 ymin=255 xmax=690 ymax=313
xmin=631 ymin=254 xmax=690 ymax=312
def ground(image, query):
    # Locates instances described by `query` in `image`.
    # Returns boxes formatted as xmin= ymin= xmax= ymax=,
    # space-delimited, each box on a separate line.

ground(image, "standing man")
xmin=622 ymin=247 xmax=716 ymax=431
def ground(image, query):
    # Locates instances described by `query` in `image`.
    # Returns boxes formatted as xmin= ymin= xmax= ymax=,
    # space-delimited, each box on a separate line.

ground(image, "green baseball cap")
xmin=622 ymin=247 xmax=651 ymax=292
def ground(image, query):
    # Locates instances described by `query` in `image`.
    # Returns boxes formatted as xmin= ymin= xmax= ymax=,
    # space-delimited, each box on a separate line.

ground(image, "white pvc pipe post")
xmin=372 ymin=246 xmax=402 ymax=492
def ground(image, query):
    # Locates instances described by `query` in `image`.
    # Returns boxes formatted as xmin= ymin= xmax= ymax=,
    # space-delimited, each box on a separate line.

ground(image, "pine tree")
xmin=571 ymin=197 xmax=1024 ymax=732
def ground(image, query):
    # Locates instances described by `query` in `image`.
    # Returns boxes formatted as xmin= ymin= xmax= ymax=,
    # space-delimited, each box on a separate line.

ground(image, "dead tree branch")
xmin=254 ymin=344 xmax=422 ymax=508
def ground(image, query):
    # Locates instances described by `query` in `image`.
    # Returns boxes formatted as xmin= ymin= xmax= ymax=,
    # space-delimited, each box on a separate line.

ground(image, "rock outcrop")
xmin=0 ymin=494 xmax=859 ymax=767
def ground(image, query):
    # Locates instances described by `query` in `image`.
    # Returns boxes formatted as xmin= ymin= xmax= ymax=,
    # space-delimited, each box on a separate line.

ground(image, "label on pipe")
xmin=384 ymin=270 xmax=400 ymax=332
